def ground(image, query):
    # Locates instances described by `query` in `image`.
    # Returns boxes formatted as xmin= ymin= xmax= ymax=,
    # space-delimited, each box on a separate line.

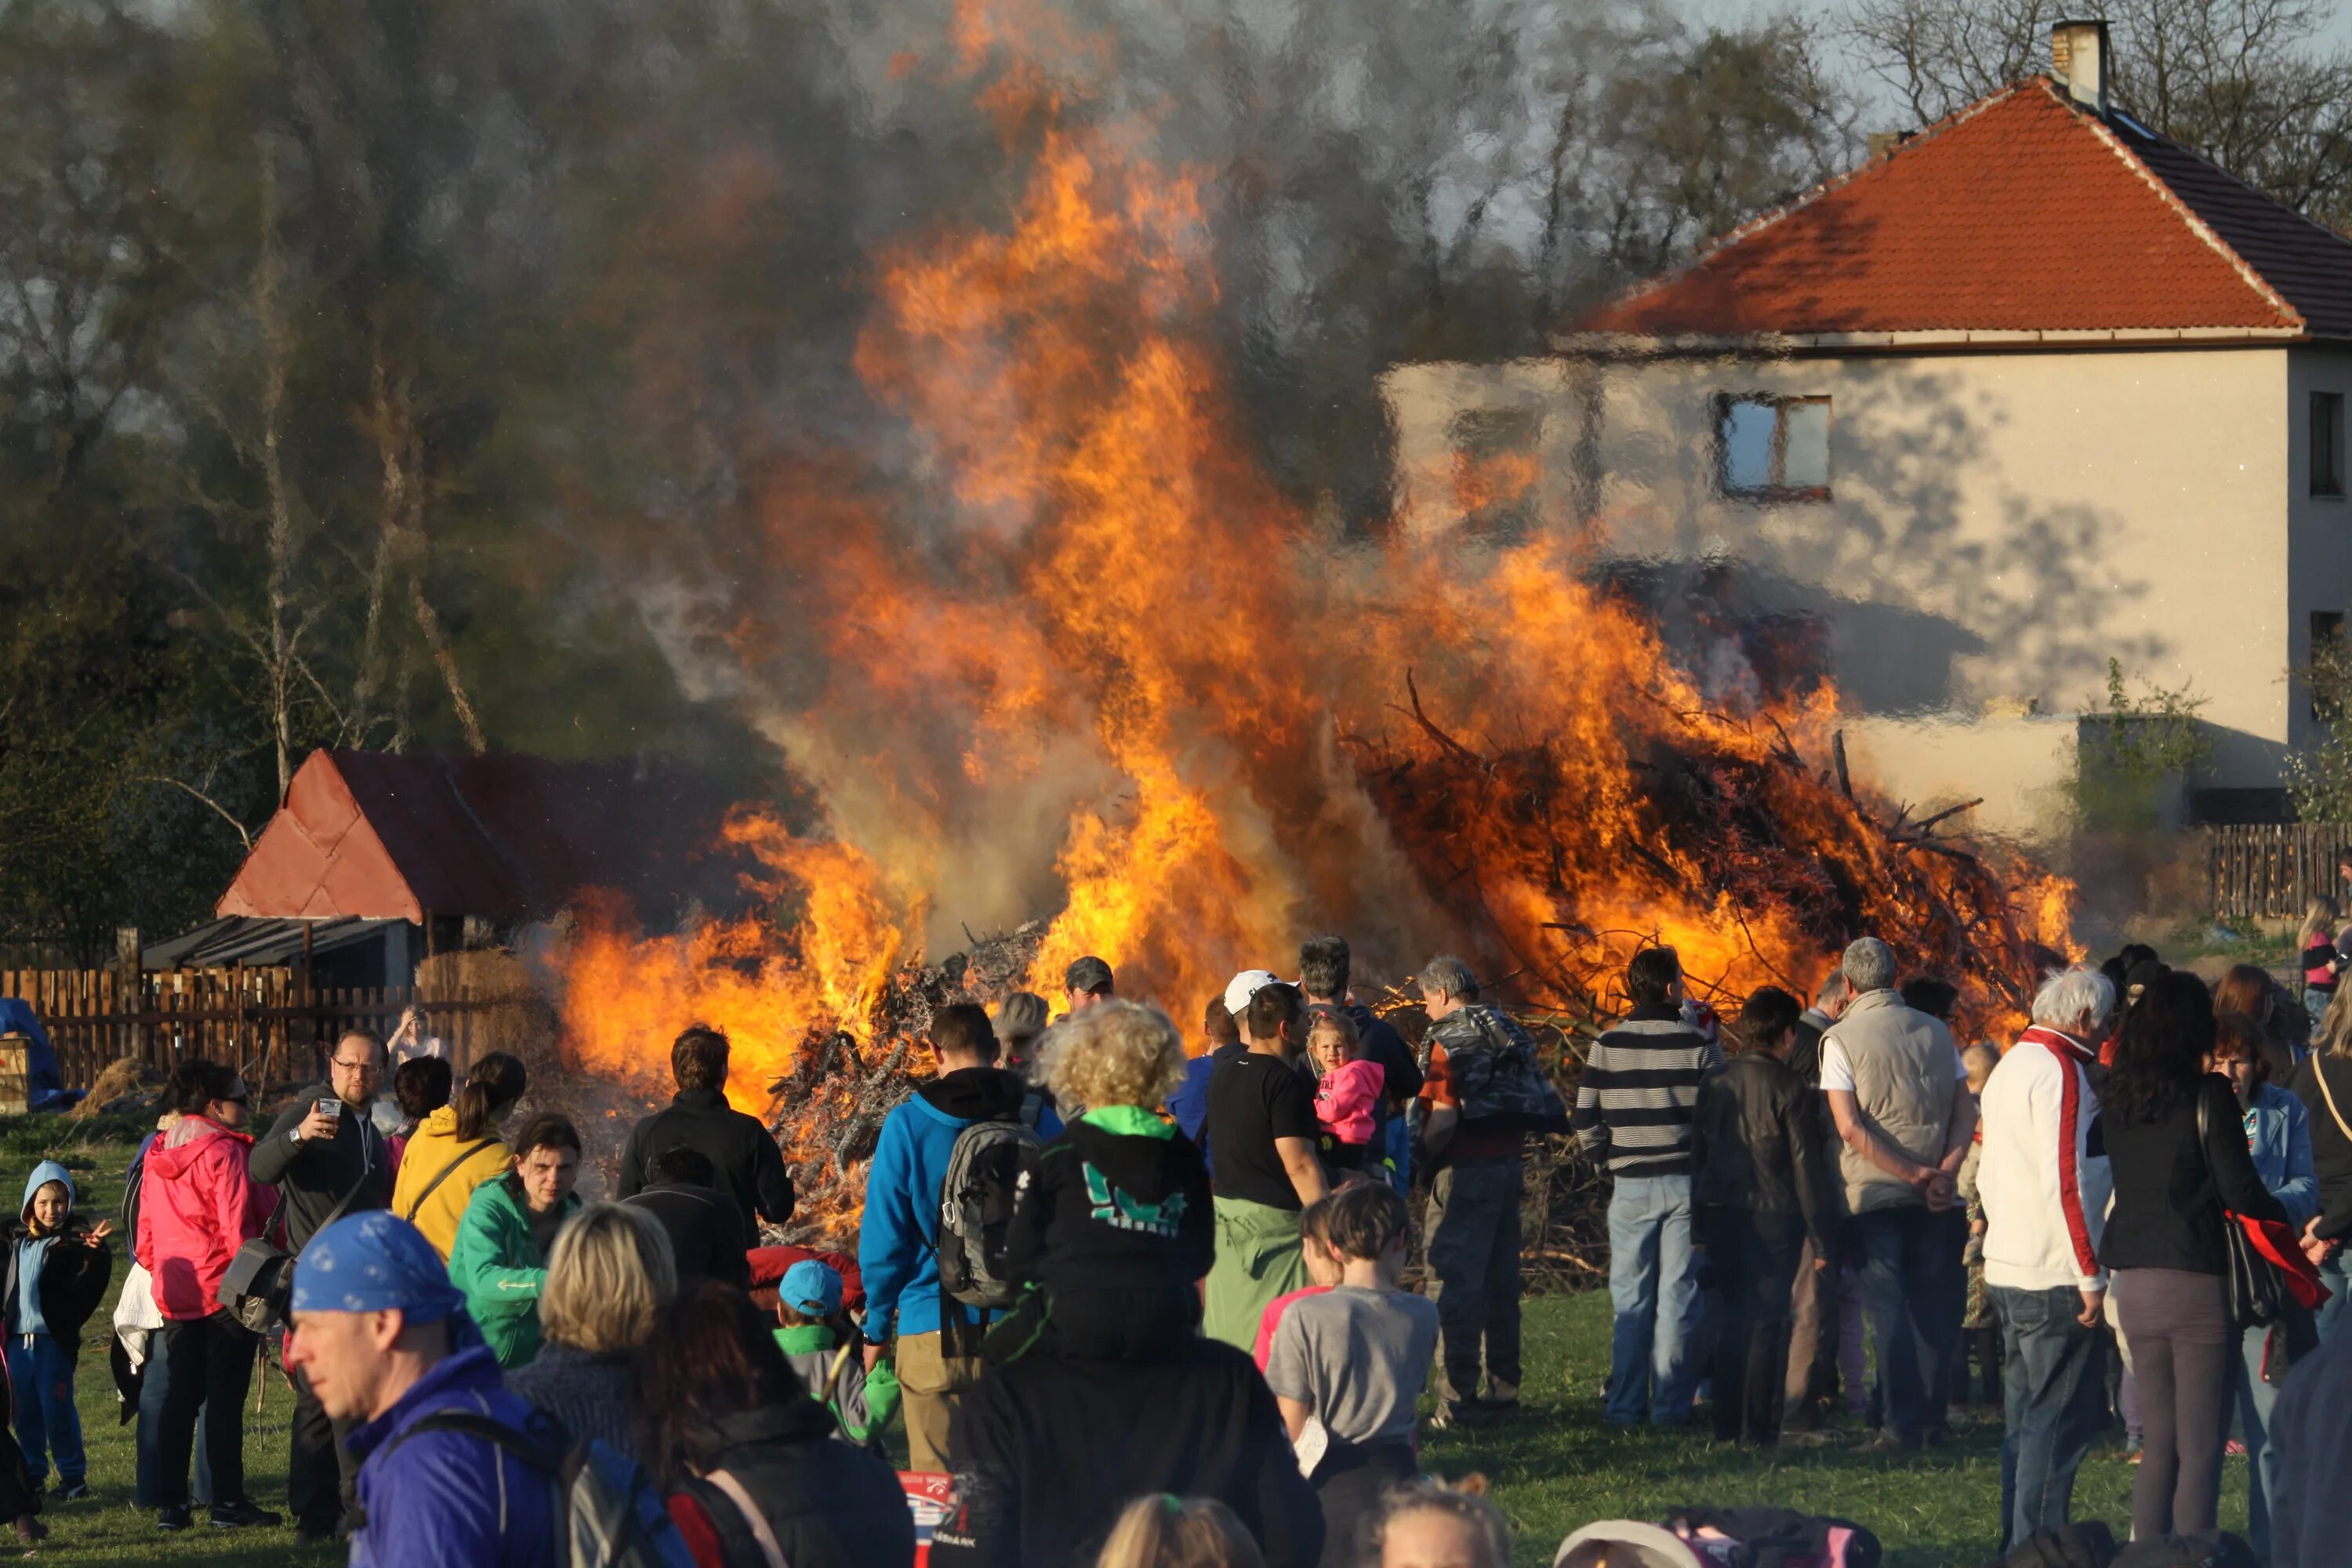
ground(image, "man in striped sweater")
xmin=1573 ymin=947 xmax=1722 ymax=1427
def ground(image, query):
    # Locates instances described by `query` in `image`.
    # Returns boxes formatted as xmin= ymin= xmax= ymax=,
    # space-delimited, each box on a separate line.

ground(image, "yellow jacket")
xmin=390 ymin=1105 xmax=514 ymax=1259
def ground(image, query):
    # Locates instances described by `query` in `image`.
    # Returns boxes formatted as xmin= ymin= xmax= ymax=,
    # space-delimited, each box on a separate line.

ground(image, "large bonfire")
xmin=549 ymin=1 xmax=2074 ymax=1243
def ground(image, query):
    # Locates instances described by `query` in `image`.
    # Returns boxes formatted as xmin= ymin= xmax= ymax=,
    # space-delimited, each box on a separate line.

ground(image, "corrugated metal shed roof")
xmin=216 ymin=750 xmax=738 ymax=923
xmin=144 ymin=916 xmax=396 ymax=971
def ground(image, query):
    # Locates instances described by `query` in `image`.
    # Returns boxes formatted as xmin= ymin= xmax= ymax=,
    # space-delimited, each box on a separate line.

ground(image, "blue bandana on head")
xmin=291 ymin=1211 xmax=466 ymax=1323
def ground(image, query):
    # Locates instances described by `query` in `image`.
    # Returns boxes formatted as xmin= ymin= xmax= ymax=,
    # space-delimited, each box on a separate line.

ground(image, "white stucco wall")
xmin=2287 ymin=347 xmax=2352 ymax=755
xmin=1385 ymin=346 xmax=2348 ymax=823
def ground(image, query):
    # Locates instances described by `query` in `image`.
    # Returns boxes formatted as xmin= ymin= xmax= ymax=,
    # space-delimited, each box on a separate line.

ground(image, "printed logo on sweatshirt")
xmin=1082 ymin=1163 xmax=1184 ymax=1236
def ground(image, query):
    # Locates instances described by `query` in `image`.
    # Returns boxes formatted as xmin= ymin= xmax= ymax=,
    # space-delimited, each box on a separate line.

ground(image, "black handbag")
xmin=2198 ymin=1088 xmax=2284 ymax=1333
xmin=222 ymin=1163 xmax=372 ymax=1336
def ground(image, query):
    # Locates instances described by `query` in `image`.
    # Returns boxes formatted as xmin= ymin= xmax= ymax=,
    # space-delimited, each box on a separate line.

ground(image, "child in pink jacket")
xmin=1307 ymin=1007 xmax=1385 ymax=1173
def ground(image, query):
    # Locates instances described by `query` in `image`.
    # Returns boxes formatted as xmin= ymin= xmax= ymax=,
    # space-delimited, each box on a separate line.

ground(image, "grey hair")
xmin=1417 ymin=955 xmax=1479 ymax=1004
xmin=1841 ymin=938 xmax=1896 ymax=993
xmin=2031 ymin=968 xmax=2116 ymax=1032
xmin=1814 ymin=970 xmax=1853 ymax=1010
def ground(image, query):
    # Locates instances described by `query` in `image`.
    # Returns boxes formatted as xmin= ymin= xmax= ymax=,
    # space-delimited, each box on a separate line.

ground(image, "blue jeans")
xmin=1849 ymin=1205 xmax=1955 ymax=1447
xmin=6 ymin=1334 xmax=82 ymax=1487
xmin=1994 ymin=1284 xmax=2108 ymax=1549
xmin=1606 ymin=1174 xmax=1700 ymax=1425
xmin=2234 ymin=1323 xmax=2283 ymax=1563
xmin=133 ymin=1334 xmax=212 ymax=1509
xmin=2316 ymin=1251 xmax=2352 ymax=1345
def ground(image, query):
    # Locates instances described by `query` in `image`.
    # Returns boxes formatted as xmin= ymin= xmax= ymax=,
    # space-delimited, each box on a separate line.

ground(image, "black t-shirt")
xmin=1204 ymin=1052 xmax=1322 ymax=1210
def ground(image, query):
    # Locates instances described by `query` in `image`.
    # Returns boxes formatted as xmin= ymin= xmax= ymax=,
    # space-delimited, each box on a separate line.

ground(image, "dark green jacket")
xmin=447 ymin=1175 xmax=580 ymax=1367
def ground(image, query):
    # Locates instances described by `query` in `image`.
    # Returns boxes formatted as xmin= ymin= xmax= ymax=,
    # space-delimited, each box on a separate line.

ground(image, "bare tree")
xmin=1842 ymin=0 xmax=2352 ymax=227
xmin=1842 ymin=0 xmax=2060 ymax=125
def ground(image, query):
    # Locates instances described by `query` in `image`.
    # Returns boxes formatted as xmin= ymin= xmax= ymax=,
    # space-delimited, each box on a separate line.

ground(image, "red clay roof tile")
xmin=1582 ymin=79 xmax=2352 ymax=339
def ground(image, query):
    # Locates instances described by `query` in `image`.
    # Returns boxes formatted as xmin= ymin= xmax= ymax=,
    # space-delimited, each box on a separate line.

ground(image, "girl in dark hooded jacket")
xmin=4 ymin=1160 xmax=112 ymax=1499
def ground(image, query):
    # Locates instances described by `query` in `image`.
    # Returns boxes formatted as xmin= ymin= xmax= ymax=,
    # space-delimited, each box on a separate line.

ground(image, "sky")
xmin=1679 ymin=0 xmax=2352 ymax=125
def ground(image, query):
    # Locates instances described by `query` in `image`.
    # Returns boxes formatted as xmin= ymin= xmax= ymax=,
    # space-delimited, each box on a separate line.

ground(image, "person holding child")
xmin=4 ymin=1162 xmax=110 ymax=1503
xmin=1263 ymin=1178 xmax=1439 ymax=1568
xmin=775 ymin=1258 xmax=900 ymax=1450
xmin=1304 ymin=1008 xmax=1383 ymax=1175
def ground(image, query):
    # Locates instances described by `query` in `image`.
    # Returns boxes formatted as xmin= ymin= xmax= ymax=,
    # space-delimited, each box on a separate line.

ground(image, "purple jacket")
xmin=347 ymin=1338 xmax=558 ymax=1568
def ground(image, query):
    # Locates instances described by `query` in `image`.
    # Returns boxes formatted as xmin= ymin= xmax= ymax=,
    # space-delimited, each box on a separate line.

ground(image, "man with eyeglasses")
xmin=250 ymin=1029 xmax=396 ymax=1545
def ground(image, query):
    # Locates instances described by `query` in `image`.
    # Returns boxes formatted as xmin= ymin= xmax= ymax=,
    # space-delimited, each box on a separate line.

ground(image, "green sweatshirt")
xmin=774 ymin=1322 xmax=901 ymax=1446
xmin=446 ymin=1175 xmax=581 ymax=1368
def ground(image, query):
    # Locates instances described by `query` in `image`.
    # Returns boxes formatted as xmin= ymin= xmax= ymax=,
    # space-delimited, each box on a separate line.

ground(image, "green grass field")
xmin=1421 ymin=1290 xmax=2210 ymax=1568
xmin=0 ymin=1115 xmax=2242 ymax=1566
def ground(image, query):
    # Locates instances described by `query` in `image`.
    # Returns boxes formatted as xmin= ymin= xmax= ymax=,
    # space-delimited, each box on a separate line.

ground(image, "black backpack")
xmin=1430 ymin=1005 xmax=1570 ymax=1134
xmin=935 ymin=1116 xmax=1039 ymax=1312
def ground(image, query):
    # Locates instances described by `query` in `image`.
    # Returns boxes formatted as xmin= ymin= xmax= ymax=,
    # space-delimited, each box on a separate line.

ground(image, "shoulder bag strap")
xmin=401 ymin=1138 xmax=500 ymax=1223
xmin=2316 ymin=1059 xmax=2352 ymax=1146
xmin=702 ymin=1469 xmax=791 ymax=1568
xmin=2196 ymin=1083 xmax=2214 ymax=1192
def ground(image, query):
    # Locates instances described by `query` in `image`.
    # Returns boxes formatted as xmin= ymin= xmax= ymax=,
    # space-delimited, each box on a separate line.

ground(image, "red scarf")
xmin=2015 ymin=1024 xmax=2096 ymax=1067
xmin=2236 ymin=1214 xmax=2331 ymax=1311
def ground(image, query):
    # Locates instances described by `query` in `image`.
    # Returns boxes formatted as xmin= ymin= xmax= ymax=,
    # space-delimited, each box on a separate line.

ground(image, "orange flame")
xmin=550 ymin=2 xmax=2074 ymax=1129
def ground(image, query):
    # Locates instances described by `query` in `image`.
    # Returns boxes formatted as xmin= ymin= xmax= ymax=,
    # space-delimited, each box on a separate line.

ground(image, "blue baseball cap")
xmin=779 ymin=1258 xmax=843 ymax=1318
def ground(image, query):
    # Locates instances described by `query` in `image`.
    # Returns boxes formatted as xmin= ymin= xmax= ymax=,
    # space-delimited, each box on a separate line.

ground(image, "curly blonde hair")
xmin=1041 ymin=999 xmax=1189 ymax=1112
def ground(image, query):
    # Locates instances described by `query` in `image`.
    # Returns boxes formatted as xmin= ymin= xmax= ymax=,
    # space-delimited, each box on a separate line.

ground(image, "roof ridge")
xmin=2052 ymin=78 xmax=2303 ymax=331
xmin=2109 ymin=93 xmax=2352 ymax=254
xmin=1590 ymin=82 xmax=2031 ymax=324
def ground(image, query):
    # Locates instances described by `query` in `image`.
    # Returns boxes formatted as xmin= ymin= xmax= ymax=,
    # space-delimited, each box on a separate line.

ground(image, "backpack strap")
xmin=305 ymin=1163 xmax=378 ymax=1252
xmin=379 ymin=1409 xmax=652 ymax=1565
xmin=401 ymin=1138 xmax=501 ymax=1222
xmin=701 ymin=1469 xmax=791 ymax=1568
xmin=376 ymin=1408 xmax=565 ymax=1472
xmin=2317 ymin=1059 xmax=2352 ymax=1148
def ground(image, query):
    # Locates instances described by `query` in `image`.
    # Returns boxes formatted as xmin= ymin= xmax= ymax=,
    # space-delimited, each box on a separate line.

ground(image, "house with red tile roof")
xmin=1385 ymin=24 xmax=2352 ymax=833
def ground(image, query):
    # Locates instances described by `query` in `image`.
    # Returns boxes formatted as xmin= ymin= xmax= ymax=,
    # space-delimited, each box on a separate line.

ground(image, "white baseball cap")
xmin=1223 ymin=970 xmax=1280 ymax=1019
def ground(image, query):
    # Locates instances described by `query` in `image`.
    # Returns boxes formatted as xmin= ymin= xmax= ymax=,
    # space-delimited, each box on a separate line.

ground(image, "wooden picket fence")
xmin=2203 ymin=823 xmax=2352 ymax=920
xmin=0 ymin=953 xmax=551 ymax=1094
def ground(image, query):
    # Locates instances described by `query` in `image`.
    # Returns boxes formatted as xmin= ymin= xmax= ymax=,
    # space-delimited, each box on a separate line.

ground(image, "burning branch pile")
xmin=1358 ymin=683 xmax=2067 ymax=1042
xmin=751 ymin=924 xmax=1046 ymax=1243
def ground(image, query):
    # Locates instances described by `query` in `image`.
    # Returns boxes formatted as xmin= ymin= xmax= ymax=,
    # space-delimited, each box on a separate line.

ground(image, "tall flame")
xmin=552 ymin=2 xmax=2074 ymax=1126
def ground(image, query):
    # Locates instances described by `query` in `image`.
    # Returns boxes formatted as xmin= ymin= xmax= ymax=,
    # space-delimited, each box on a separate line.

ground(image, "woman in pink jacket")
xmin=132 ymin=1058 xmax=278 ymax=1532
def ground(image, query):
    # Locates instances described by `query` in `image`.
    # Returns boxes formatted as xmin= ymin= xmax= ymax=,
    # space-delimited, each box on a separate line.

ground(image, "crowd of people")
xmin=0 ymin=920 xmax=2347 ymax=1566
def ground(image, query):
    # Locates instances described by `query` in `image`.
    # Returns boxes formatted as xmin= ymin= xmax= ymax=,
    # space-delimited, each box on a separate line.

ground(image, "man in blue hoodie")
xmin=282 ymin=1213 xmax=555 ymax=1568
xmin=860 ymin=1002 xmax=1023 ymax=1473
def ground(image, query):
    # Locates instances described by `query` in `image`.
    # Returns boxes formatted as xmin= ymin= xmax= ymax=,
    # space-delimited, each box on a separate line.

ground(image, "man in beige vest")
xmin=1819 ymin=937 xmax=1975 ymax=1451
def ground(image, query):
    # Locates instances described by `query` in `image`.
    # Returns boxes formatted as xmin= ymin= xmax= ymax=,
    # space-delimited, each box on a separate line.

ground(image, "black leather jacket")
xmin=1690 ymin=1051 xmax=1836 ymax=1250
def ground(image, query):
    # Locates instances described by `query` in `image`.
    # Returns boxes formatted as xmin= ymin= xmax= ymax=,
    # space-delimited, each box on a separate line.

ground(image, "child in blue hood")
xmin=5 ymin=1161 xmax=113 ymax=1498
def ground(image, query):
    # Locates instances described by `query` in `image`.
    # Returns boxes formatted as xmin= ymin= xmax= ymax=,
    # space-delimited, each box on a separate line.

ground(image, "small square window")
xmin=1715 ymin=394 xmax=1831 ymax=501
xmin=2313 ymin=392 xmax=2343 ymax=497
